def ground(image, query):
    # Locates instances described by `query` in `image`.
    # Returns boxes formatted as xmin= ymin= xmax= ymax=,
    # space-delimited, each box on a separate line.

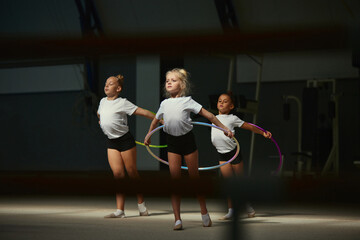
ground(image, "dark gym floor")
xmin=1 ymin=171 xmax=360 ymax=240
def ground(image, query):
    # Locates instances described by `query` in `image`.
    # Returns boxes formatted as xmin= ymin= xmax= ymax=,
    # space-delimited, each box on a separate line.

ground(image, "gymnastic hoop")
xmin=134 ymin=109 xmax=167 ymax=148
xmin=135 ymin=141 xmax=167 ymax=148
xmin=247 ymin=123 xmax=283 ymax=175
xmin=144 ymin=121 xmax=240 ymax=171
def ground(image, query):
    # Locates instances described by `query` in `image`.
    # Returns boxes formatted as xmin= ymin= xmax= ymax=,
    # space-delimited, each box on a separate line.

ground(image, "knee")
xmin=126 ymin=167 xmax=139 ymax=178
xmin=170 ymin=171 xmax=181 ymax=179
xmin=113 ymin=171 xmax=126 ymax=179
xmin=187 ymin=168 xmax=200 ymax=178
xmin=188 ymin=172 xmax=200 ymax=179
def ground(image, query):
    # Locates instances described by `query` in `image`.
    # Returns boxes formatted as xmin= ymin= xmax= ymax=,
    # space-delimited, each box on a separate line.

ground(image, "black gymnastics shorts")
xmin=218 ymin=148 xmax=243 ymax=165
xmin=166 ymin=131 xmax=197 ymax=156
xmin=107 ymin=132 xmax=136 ymax=152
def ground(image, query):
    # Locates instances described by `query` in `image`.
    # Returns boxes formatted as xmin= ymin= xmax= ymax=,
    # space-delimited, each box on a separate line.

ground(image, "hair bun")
xmin=116 ymin=74 xmax=124 ymax=81
xmin=114 ymin=74 xmax=124 ymax=87
xmin=178 ymin=69 xmax=189 ymax=78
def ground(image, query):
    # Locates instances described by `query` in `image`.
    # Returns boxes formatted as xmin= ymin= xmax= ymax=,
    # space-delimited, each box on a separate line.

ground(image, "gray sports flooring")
xmin=1 ymin=195 xmax=360 ymax=240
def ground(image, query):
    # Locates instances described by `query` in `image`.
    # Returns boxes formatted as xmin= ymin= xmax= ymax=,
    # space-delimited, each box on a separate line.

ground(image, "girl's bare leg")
xmin=219 ymin=161 xmax=234 ymax=208
xmin=107 ymin=148 xmax=126 ymax=210
xmin=231 ymin=161 xmax=255 ymax=216
xmin=121 ymin=146 xmax=144 ymax=204
xmin=168 ymin=152 xmax=182 ymax=221
xmin=228 ymin=162 xmax=244 ymax=208
xmin=232 ymin=161 xmax=244 ymax=177
xmin=185 ymin=150 xmax=208 ymax=215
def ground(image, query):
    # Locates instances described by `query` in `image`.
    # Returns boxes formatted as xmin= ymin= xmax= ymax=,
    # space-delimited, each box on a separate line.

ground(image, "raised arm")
xmin=198 ymin=108 xmax=234 ymax=138
xmin=241 ymin=122 xmax=272 ymax=138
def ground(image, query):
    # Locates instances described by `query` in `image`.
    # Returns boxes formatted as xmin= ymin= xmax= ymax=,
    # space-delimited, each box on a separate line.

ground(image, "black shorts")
xmin=218 ymin=148 xmax=243 ymax=165
xmin=107 ymin=132 xmax=136 ymax=152
xmin=166 ymin=131 xmax=197 ymax=156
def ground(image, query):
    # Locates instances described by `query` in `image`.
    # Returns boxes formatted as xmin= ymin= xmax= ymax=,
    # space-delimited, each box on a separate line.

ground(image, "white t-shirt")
xmin=156 ymin=96 xmax=202 ymax=136
xmin=97 ymin=97 xmax=138 ymax=139
xmin=211 ymin=114 xmax=244 ymax=153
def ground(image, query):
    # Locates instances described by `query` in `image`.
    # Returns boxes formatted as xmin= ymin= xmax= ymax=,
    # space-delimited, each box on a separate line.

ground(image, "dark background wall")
xmin=183 ymin=55 xmax=360 ymax=177
xmin=0 ymin=55 xmax=359 ymax=178
xmin=0 ymin=0 xmax=359 ymax=178
xmin=0 ymin=56 xmax=137 ymax=172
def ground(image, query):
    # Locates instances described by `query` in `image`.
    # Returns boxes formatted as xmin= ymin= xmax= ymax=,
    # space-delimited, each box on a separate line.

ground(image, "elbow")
xmin=199 ymin=108 xmax=215 ymax=122
xmin=208 ymin=113 xmax=216 ymax=122
xmin=152 ymin=118 xmax=160 ymax=125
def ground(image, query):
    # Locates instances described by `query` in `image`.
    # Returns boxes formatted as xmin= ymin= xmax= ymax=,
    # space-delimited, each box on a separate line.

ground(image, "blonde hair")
xmin=164 ymin=68 xmax=191 ymax=97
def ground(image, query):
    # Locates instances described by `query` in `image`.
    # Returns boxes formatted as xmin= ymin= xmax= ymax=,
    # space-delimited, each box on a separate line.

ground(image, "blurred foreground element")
xmin=0 ymin=27 xmax=350 ymax=61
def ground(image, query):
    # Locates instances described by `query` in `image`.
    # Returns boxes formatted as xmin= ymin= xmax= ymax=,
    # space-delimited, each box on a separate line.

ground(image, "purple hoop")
xmin=248 ymin=123 xmax=283 ymax=174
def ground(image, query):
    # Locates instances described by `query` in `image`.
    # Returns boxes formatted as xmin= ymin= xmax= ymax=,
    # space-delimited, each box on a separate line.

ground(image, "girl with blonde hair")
xmin=145 ymin=68 xmax=233 ymax=230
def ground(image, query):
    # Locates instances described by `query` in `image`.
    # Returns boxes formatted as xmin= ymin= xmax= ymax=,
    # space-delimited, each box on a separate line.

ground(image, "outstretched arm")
xmin=144 ymin=117 xmax=161 ymax=145
xmin=133 ymin=107 xmax=155 ymax=120
xmin=241 ymin=122 xmax=272 ymax=138
xmin=198 ymin=108 xmax=234 ymax=138
xmin=134 ymin=107 xmax=164 ymax=124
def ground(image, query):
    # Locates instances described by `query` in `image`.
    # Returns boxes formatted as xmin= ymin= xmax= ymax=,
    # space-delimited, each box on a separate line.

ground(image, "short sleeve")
xmin=97 ymin=98 xmax=104 ymax=114
xmin=233 ymin=115 xmax=245 ymax=128
xmin=188 ymin=98 xmax=202 ymax=114
xmin=122 ymin=98 xmax=138 ymax=116
xmin=155 ymin=101 xmax=164 ymax=120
